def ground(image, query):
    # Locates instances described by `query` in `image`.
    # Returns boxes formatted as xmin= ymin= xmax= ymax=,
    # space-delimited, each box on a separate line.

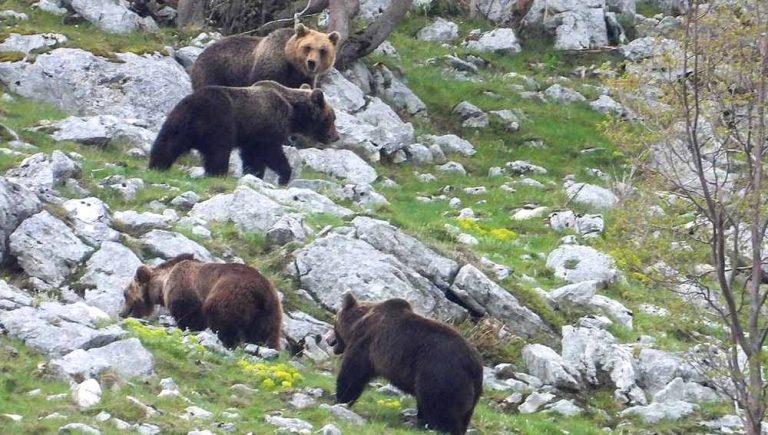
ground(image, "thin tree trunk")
xmin=334 ymin=0 xmax=412 ymax=69
xmin=177 ymin=0 xmax=206 ymax=28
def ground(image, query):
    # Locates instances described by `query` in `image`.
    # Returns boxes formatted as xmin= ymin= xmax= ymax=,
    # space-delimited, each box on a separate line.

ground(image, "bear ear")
xmin=342 ymin=292 xmax=357 ymax=310
xmin=327 ymin=31 xmax=341 ymax=46
xmin=299 ymin=83 xmax=312 ymax=90
xmin=310 ymin=89 xmax=325 ymax=107
xmin=135 ymin=265 xmax=153 ymax=284
xmin=295 ymin=23 xmax=309 ymax=38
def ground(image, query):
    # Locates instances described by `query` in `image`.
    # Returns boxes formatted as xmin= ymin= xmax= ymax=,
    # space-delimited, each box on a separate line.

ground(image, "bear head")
xmin=119 ymin=253 xmax=196 ymax=319
xmin=326 ymin=293 xmax=371 ymax=355
xmin=296 ymin=87 xmax=340 ymax=145
xmin=286 ymin=23 xmax=341 ymax=77
xmin=119 ymin=264 xmax=157 ymax=319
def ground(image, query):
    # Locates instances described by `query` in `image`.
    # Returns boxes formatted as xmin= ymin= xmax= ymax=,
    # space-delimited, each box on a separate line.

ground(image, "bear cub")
xmin=120 ymin=254 xmax=283 ymax=349
xmin=148 ymin=80 xmax=339 ymax=184
xmin=191 ymin=23 xmax=340 ymax=90
xmin=326 ymin=294 xmax=483 ymax=435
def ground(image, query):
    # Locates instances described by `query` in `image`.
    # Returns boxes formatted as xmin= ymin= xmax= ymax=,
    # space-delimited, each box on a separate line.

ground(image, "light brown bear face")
xmin=302 ymin=88 xmax=340 ymax=144
xmin=326 ymin=293 xmax=371 ymax=355
xmin=119 ymin=265 xmax=156 ymax=319
xmin=288 ymin=23 xmax=341 ymax=77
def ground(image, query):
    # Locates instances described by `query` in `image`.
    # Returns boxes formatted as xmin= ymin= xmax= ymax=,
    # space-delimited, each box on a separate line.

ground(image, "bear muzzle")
xmin=306 ymin=59 xmax=317 ymax=73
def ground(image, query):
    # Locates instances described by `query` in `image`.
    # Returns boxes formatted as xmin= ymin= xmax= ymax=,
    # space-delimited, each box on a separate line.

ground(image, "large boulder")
xmin=62 ymin=197 xmax=120 ymax=246
xmin=289 ymin=233 xmax=466 ymax=320
xmin=564 ymin=180 xmax=619 ymax=210
xmin=416 ymin=18 xmax=459 ymax=42
xmin=522 ymin=344 xmax=582 ymax=390
xmin=463 ymin=29 xmax=521 ymax=54
xmin=65 ymin=0 xmax=158 ymax=34
xmin=561 ymin=325 xmax=646 ymax=405
xmin=546 ymin=245 xmax=620 ymax=287
xmin=354 ymin=97 xmax=415 ymax=155
xmin=0 ymin=280 xmax=33 ymax=311
xmin=370 ymin=65 xmax=427 ymax=117
xmin=653 ymin=377 xmax=719 ymax=404
xmin=0 ymin=177 xmax=41 ymax=264
xmin=189 ymin=186 xmax=286 ymax=234
xmin=0 ymin=33 xmax=67 ymax=54
xmin=0 ymin=48 xmax=191 ymax=130
xmin=6 ymin=151 xmax=81 ymax=193
xmin=50 ymin=338 xmax=154 ymax=381
xmin=0 ymin=304 xmax=124 ymax=356
xmin=45 ymin=115 xmax=157 ymax=152
xmin=449 ymin=265 xmax=553 ymax=338
xmin=79 ymin=242 xmax=143 ymax=317
xmin=139 ymin=230 xmax=215 ymax=262
xmin=9 ymin=211 xmax=93 ymax=286
xmin=619 ymin=401 xmax=698 ymax=424
xmin=523 ymin=0 xmax=609 ymax=50
xmin=298 ymin=148 xmax=378 ymax=184
xmin=351 ymin=217 xmax=458 ymax=290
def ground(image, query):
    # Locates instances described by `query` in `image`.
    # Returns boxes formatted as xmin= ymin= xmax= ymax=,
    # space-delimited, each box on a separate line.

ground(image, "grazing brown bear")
xmin=119 ymin=254 xmax=283 ymax=349
xmin=190 ymin=23 xmax=341 ymax=90
xmin=326 ymin=294 xmax=483 ymax=435
xmin=148 ymin=80 xmax=339 ymax=184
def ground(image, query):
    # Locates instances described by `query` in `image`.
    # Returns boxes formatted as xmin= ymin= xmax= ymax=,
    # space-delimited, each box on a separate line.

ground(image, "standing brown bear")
xmin=119 ymin=254 xmax=283 ymax=349
xmin=326 ymin=294 xmax=483 ymax=435
xmin=148 ymin=80 xmax=339 ymax=184
xmin=191 ymin=23 xmax=341 ymax=90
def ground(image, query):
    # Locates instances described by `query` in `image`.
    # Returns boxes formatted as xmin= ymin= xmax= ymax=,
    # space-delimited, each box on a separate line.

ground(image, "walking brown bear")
xmin=148 ymin=80 xmax=339 ymax=184
xmin=326 ymin=294 xmax=483 ymax=435
xmin=119 ymin=254 xmax=283 ymax=349
xmin=190 ymin=23 xmax=341 ymax=90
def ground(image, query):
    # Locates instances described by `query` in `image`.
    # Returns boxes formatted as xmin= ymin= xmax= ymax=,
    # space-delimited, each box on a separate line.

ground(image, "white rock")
xmin=140 ymin=230 xmax=215 ymax=262
xmin=72 ymin=379 xmax=101 ymax=409
xmin=518 ymin=392 xmax=556 ymax=414
xmin=437 ymin=161 xmax=467 ymax=176
xmin=63 ymin=197 xmax=120 ymax=245
xmin=619 ymin=400 xmax=698 ymax=424
xmin=544 ymin=84 xmax=586 ymax=103
xmin=565 ymin=181 xmax=618 ymax=210
xmin=546 ymin=245 xmax=620 ymax=287
xmin=464 ymin=29 xmax=521 ymax=54
xmin=264 ymin=415 xmax=313 ymax=434
xmin=522 ymin=344 xmax=582 ymax=390
xmin=9 ymin=211 xmax=93 ymax=286
xmin=299 ymin=148 xmax=377 ymax=184
xmin=0 ymin=33 xmax=67 ymax=54
xmin=68 ymin=0 xmax=157 ymax=34
xmin=416 ymin=18 xmax=459 ymax=42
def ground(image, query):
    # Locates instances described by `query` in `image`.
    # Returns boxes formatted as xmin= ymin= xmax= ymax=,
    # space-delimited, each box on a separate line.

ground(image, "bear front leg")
xmin=202 ymin=149 xmax=231 ymax=176
xmin=335 ymin=344 xmax=374 ymax=405
xmin=239 ymin=147 xmax=267 ymax=178
xmin=263 ymin=148 xmax=292 ymax=185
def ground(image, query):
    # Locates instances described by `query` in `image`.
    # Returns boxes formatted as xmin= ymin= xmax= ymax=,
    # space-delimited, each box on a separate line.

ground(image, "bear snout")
xmin=118 ymin=305 xmax=131 ymax=318
xmin=306 ymin=59 xmax=317 ymax=72
xmin=324 ymin=330 xmax=337 ymax=347
xmin=326 ymin=130 xmax=340 ymax=144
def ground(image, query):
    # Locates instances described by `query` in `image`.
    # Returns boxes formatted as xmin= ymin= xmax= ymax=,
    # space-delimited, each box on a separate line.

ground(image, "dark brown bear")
xmin=119 ymin=254 xmax=283 ymax=349
xmin=148 ymin=80 xmax=339 ymax=184
xmin=190 ymin=23 xmax=341 ymax=90
xmin=326 ymin=294 xmax=483 ymax=435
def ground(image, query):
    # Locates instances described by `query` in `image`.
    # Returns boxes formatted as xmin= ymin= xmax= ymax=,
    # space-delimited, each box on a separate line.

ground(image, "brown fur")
xmin=148 ymin=80 xmax=339 ymax=184
xmin=190 ymin=23 xmax=341 ymax=90
xmin=327 ymin=294 xmax=483 ymax=435
xmin=119 ymin=254 xmax=283 ymax=349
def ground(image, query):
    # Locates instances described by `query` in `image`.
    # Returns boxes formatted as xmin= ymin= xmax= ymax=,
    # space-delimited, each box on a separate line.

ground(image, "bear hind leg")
xmin=239 ymin=147 xmax=267 ymax=179
xmin=262 ymin=147 xmax=292 ymax=185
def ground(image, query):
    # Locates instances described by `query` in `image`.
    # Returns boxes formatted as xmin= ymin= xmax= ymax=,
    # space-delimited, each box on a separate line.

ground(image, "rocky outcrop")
xmin=0 ymin=48 xmax=190 ymax=130
xmin=290 ymin=233 xmax=467 ymax=320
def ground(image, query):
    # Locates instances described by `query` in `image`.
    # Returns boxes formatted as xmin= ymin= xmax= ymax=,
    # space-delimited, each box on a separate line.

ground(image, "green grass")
xmin=0 ymin=0 xmax=198 ymax=58
xmin=0 ymin=8 xmax=736 ymax=434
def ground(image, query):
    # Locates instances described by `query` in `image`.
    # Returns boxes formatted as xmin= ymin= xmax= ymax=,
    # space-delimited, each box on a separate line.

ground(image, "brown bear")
xmin=119 ymin=254 xmax=283 ymax=349
xmin=190 ymin=23 xmax=341 ymax=90
xmin=148 ymin=80 xmax=339 ymax=184
xmin=326 ymin=294 xmax=483 ymax=435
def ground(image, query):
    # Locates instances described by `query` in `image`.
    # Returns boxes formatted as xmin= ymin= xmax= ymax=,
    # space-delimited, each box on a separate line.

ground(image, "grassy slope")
xmin=0 ymin=4 xmax=731 ymax=433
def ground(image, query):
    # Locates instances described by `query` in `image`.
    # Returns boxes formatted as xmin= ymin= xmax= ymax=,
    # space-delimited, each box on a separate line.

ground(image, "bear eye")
xmin=303 ymin=46 xmax=311 ymax=54
xmin=319 ymin=48 xmax=327 ymax=56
